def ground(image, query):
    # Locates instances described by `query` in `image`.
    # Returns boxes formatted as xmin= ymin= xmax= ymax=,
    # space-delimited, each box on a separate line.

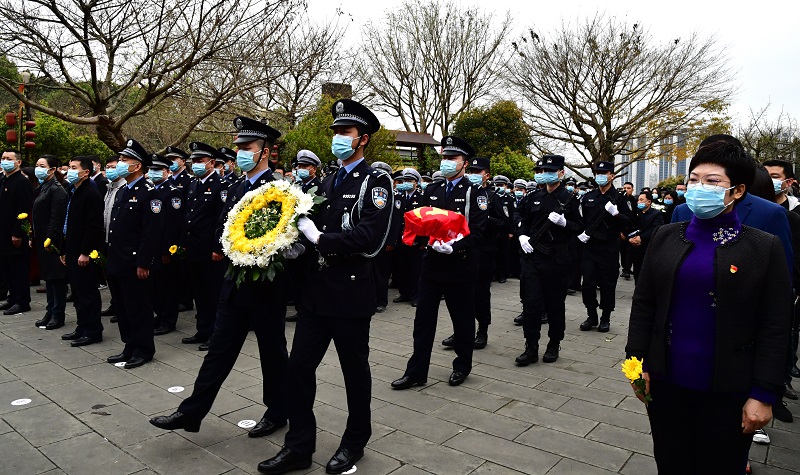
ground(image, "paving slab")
xmin=0 ymin=431 xmax=56 ymax=474
xmin=39 ymin=432 xmax=145 ymax=474
xmin=3 ymin=402 xmax=91 ymax=447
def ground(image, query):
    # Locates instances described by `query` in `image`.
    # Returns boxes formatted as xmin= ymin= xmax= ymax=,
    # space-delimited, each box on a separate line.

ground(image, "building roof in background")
xmin=389 ymin=130 xmax=440 ymax=146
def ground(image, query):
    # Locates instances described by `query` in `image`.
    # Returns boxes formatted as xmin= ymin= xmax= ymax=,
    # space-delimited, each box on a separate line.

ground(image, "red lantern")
xmin=24 ymin=141 xmax=36 ymax=149
xmin=5 ymin=112 xmax=16 ymax=126
xmin=24 ymin=130 xmax=35 ymax=139
xmin=270 ymin=151 xmax=278 ymax=158
xmin=6 ymin=130 xmax=16 ymax=143
xmin=25 ymin=120 xmax=35 ymax=128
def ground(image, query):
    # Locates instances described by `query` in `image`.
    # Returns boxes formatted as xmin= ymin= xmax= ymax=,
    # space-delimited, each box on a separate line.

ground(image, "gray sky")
xmin=307 ymin=0 xmax=800 ymax=133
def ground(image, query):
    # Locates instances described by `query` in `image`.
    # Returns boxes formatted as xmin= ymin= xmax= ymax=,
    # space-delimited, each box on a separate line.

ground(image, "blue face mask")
xmin=331 ymin=134 xmax=358 ymax=161
xmin=116 ymin=161 xmax=132 ymax=178
xmin=540 ymin=171 xmax=559 ymax=184
xmin=169 ymin=161 xmax=180 ymax=173
xmin=66 ymin=169 xmax=82 ymax=185
xmin=594 ymin=174 xmax=609 ymax=186
xmin=514 ymin=190 xmax=524 ymax=199
xmin=147 ymin=169 xmax=166 ymax=183
xmin=396 ymin=182 xmax=413 ymax=192
xmin=652 ymin=193 xmax=659 ymax=200
xmin=191 ymin=163 xmax=208 ymax=177
xmin=578 ymin=190 xmax=587 ymax=196
xmin=236 ymin=150 xmax=257 ymax=173
xmin=637 ymin=202 xmax=647 ymax=210
xmin=676 ymin=189 xmax=685 ymax=198
xmin=34 ymin=167 xmax=49 ymax=183
xmin=685 ymin=184 xmax=734 ymax=219
xmin=566 ymin=185 xmax=575 ymax=192
xmin=664 ymin=199 xmax=674 ymax=205
xmin=466 ymin=173 xmax=483 ymax=186
xmin=495 ymin=186 xmax=506 ymax=194
xmin=1 ymin=159 xmax=15 ymax=172
xmin=105 ymin=167 xmax=118 ymax=181
xmin=224 ymin=164 xmax=230 ymax=173
xmin=419 ymin=182 xmax=428 ymax=190
xmin=439 ymin=159 xmax=459 ymax=178
xmin=296 ymin=169 xmax=310 ymax=181
xmin=773 ymin=178 xmax=785 ymax=195
xmin=534 ymin=172 xmax=545 ymax=183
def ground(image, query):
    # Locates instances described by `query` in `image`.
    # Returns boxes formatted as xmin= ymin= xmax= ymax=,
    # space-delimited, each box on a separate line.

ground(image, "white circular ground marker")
xmin=237 ymin=419 xmax=257 ymax=429
xmin=343 ymin=466 xmax=357 ymax=474
xmin=167 ymin=386 xmax=184 ymax=393
xmin=11 ymin=398 xmax=31 ymax=406
xmin=114 ymin=362 xmax=126 ymax=368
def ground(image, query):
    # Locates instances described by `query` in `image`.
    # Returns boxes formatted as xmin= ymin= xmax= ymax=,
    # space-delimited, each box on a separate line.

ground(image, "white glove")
xmin=604 ymin=201 xmax=619 ymax=216
xmin=431 ymin=240 xmax=453 ymax=254
xmin=297 ymin=216 xmax=322 ymax=244
xmin=518 ymin=235 xmax=534 ymax=254
xmin=578 ymin=232 xmax=590 ymax=243
xmin=280 ymin=242 xmax=306 ymax=260
xmin=548 ymin=212 xmax=566 ymax=227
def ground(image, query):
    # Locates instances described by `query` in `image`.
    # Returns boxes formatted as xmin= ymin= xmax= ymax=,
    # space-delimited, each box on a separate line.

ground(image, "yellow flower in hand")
xmin=89 ymin=250 xmax=99 ymax=259
xmin=43 ymin=238 xmax=52 ymax=248
xmin=169 ymin=245 xmax=178 ymax=255
xmin=621 ymin=356 xmax=644 ymax=382
xmin=17 ymin=213 xmax=28 ymax=220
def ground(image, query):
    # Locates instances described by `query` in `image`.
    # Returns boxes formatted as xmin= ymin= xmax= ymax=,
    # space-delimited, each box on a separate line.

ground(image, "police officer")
xmin=258 ymin=99 xmax=393 ymax=475
xmin=392 ymin=167 xmax=424 ymax=306
xmin=577 ymin=161 xmax=634 ymax=332
xmin=392 ymin=136 xmax=488 ymax=390
xmin=509 ymin=178 xmax=527 ymax=279
xmin=515 ymin=155 xmax=582 ymax=365
xmin=105 ymin=139 xmax=164 ymax=368
xmin=151 ymin=116 xmax=290 ymax=441
xmin=218 ymin=147 xmax=240 ymax=185
xmin=491 ymin=175 xmax=515 ymax=284
xmin=166 ymin=146 xmax=193 ymax=200
xmin=149 ymin=154 xmax=185 ymax=335
xmin=371 ymin=161 xmax=401 ymax=313
xmin=0 ymin=149 xmax=33 ymax=315
xmin=181 ymin=142 xmax=229 ymax=350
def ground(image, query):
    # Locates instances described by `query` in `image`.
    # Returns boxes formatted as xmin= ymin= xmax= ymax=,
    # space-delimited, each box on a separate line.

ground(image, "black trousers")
xmin=371 ymin=249 xmax=391 ymax=308
xmin=179 ymin=297 xmax=288 ymax=422
xmin=521 ymin=254 xmax=569 ymax=343
xmin=475 ymin=250 xmax=496 ymax=329
xmin=619 ymin=239 xmax=632 ymax=274
xmin=108 ymin=273 xmax=154 ymax=359
xmin=495 ymin=236 xmax=510 ymax=280
xmin=568 ymin=240 xmax=583 ymax=291
xmin=177 ymin=259 xmax=193 ymax=308
xmin=188 ymin=259 xmax=225 ymax=339
xmin=395 ymin=244 xmax=422 ymax=300
xmin=509 ymin=241 xmax=522 ymax=278
xmin=2 ymin=252 xmax=30 ymax=306
xmin=284 ymin=315 xmax=372 ymax=455
xmin=581 ymin=243 xmax=620 ymax=314
xmin=153 ymin=260 xmax=179 ymax=329
xmin=405 ymin=260 xmax=477 ymax=378
xmin=647 ymin=380 xmax=751 ymax=474
xmin=631 ymin=248 xmax=646 ymax=284
xmin=67 ymin=259 xmax=103 ymax=338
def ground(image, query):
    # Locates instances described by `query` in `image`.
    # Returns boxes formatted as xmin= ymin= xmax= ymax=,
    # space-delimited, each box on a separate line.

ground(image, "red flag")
xmin=402 ymin=207 xmax=470 ymax=246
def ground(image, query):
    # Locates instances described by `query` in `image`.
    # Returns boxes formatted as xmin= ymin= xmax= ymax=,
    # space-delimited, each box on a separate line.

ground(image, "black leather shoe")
xmin=258 ymin=447 xmax=312 ymax=474
xmin=177 ymin=303 xmax=193 ymax=312
xmin=248 ymin=417 xmax=287 ymax=438
xmin=785 ymin=383 xmax=798 ymax=400
xmin=542 ymin=342 xmax=560 ymax=363
xmin=35 ymin=314 xmax=52 ymax=327
xmin=110 ymin=316 xmax=118 ymax=323
xmin=441 ymin=334 xmax=455 ymax=347
xmin=45 ymin=317 xmax=64 ymax=330
xmin=474 ymin=332 xmax=487 ymax=349
xmin=198 ymin=341 xmax=210 ymax=351
xmin=124 ymin=356 xmax=151 ymax=369
xmin=71 ymin=335 xmax=102 ymax=347
xmin=0 ymin=301 xmax=12 ymax=310
xmin=181 ymin=334 xmax=206 ymax=344
xmin=792 ymin=365 xmax=800 ymax=379
xmin=3 ymin=304 xmax=31 ymax=315
xmin=541 ymin=313 xmax=549 ymax=324
xmin=100 ymin=306 xmax=115 ymax=317
xmin=284 ymin=313 xmax=298 ymax=322
xmin=498 ymin=278 xmax=507 ymax=284
xmin=579 ymin=318 xmax=597 ymax=331
xmin=153 ymin=325 xmax=175 ymax=336
xmin=149 ymin=411 xmax=201 ymax=432
xmin=515 ymin=342 xmax=538 ymax=366
xmin=514 ymin=313 xmax=525 ymax=325
xmin=598 ymin=321 xmax=610 ymax=333
xmin=391 ymin=375 xmax=427 ymax=390
xmin=65 ymin=293 xmax=74 ymax=303
xmin=773 ymin=400 xmax=794 ymax=423
xmin=61 ymin=330 xmax=80 ymax=340
xmin=375 ymin=306 xmax=386 ymax=313
xmin=566 ymin=289 xmax=576 ymax=295
xmin=410 ymin=300 xmax=417 ymax=307
xmin=392 ymin=296 xmax=411 ymax=303
xmin=448 ymin=370 xmax=468 ymax=386
xmin=106 ymin=353 xmax=130 ymax=364
xmin=326 ymin=447 xmax=364 ymax=474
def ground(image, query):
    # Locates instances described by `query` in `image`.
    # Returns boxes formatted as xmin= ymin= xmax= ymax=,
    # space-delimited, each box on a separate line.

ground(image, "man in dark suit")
xmin=628 ymin=191 xmax=664 ymax=283
xmin=0 ymin=149 xmax=33 ymax=315
xmin=105 ymin=139 xmax=163 ymax=368
xmin=150 ymin=117 xmax=290 ymax=439
xmin=258 ymin=99 xmax=393 ymax=475
xmin=90 ymin=156 xmax=109 ymax=197
xmin=60 ymin=156 xmax=105 ymax=345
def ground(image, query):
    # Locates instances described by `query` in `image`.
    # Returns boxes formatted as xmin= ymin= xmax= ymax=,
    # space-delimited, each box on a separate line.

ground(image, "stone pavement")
xmin=1 ymin=277 xmax=799 ymax=475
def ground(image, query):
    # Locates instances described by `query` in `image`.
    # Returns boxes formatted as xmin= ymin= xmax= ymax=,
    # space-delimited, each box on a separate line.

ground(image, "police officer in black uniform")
xmin=492 ymin=175 xmax=515 ymax=283
xmin=577 ymin=161 xmax=634 ymax=332
xmin=105 ymin=139 xmax=164 ymax=368
xmin=392 ymin=136 xmax=488 ymax=390
xmin=217 ymin=147 xmax=239 ymax=185
xmin=151 ymin=116 xmax=290 ymax=440
xmin=370 ymin=161 xmax=401 ymax=313
xmin=148 ymin=154 xmax=185 ymax=335
xmin=181 ymin=142 xmax=229 ymax=350
xmin=258 ymin=99 xmax=393 ymax=475
xmin=509 ymin=178 xmax=527 ymax=279
xmin=514 ymin=155 xmax=582 ymax=365
xmin=392 ymin=167 xmax=424 ymax=306
xmin=166 ymin=146 xmax=195 ymax=314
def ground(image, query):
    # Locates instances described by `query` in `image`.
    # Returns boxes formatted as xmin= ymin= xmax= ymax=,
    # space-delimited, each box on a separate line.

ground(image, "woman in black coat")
xmin=31 ymin=155 xmax=69 ymax=329
xmin=625 ymin=140 xmax=792 ymax=474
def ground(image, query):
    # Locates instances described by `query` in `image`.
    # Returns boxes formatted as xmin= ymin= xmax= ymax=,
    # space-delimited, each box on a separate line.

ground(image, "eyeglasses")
xmin=685 ymin=175 xmax=731 ymax=190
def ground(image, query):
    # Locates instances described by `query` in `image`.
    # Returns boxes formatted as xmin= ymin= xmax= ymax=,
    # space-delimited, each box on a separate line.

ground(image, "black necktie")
xmin=334 ymin=167 xmax=347 ymax=190
xmin=446 ymin=181 xmax=454 ymax=197
xmin=242 ymin=180 xmax=251 ymax=194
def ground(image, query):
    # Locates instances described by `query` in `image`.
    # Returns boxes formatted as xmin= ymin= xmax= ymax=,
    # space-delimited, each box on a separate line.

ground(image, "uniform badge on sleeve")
xmin=477 ymin=195 xmax=488 ymax=211
xmin=372 ymin=187 xmax=388 ymax=209
xmin=220 ymin=190 xmax=228 ymax=202
xmin=150 ymin=199 xmax=162 ymax=213
xmin=171 ymin=197 xmax=182 ymax=209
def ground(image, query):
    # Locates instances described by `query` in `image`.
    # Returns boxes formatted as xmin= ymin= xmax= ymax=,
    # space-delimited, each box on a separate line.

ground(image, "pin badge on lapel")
xmin=730 ymin=265 xmax=738 ymax=274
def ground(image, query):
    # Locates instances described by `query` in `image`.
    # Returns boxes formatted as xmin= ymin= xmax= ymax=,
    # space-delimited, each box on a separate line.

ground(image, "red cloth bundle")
xmin=402 ymin=207 xmax=470 ymax=246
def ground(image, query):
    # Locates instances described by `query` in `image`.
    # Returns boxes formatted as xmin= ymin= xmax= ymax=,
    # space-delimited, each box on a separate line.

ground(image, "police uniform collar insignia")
xmin=353 ymin=172 xmax=359 ymax=178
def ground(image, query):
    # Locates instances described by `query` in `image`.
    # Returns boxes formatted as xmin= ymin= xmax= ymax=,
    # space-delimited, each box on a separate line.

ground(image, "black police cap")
xmin=441 ymin=136 xmax=475 ymax=159
xmin=467 ymin=156 xmax=490 ymax=170
xmin=540 ymin=154 xmax=565 ymax=171
xmin=120 ymin=138 xmax=151 ymax=167
xmin=218 ymin=147 xmax=236 ymax=162
xmin=189 ymin=142 xmax=221 ymax=161
xmin=594 ymin=161 xmax=614 ymax=173
xmin=330 ymin=99 xmax=380 ymax=135
xmin=164 ymin=146 xmax=189 ymax=160
xmin=150 ymin=153 xmax=171 ymax=169
xmin=232 ymin=116 xmax=281 ymax=145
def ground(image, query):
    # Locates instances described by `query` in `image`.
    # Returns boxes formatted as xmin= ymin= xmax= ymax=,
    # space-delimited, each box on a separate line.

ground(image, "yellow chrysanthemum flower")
xmin=43 ymin=238 xmax=52 ymax=248
xmin=621 ymin=356 xmax=644 ymax=382
xmin=89 ymin=250 xmax=99 ymax=259
xmin=17 ymin=213 xmax=28 ymax=220
xmin=169 ymin=245 xmax=178 ymax=255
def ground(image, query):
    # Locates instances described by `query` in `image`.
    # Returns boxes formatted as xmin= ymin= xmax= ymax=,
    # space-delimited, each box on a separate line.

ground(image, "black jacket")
xmin=626 ymin=222 xmax=791 ymax=396
xmin=182 ymin=172 xmax=228 ymax=261
xmin=154 ymin=181 xmax=185 ymax=257
xmin=106 ymin=177 xmax=164 ymax=276
xmin=63 ymin=180 xmax=104 ymax=260
xmin=579 ymin=186 xmax=634 ymax=245
xmin=0 ymin=171 xmax=34 ymax=256
xmin=32 ymin=178 xmax=68 ymax=280
xmin=628 ymin=207 xmax=663 ymax=255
